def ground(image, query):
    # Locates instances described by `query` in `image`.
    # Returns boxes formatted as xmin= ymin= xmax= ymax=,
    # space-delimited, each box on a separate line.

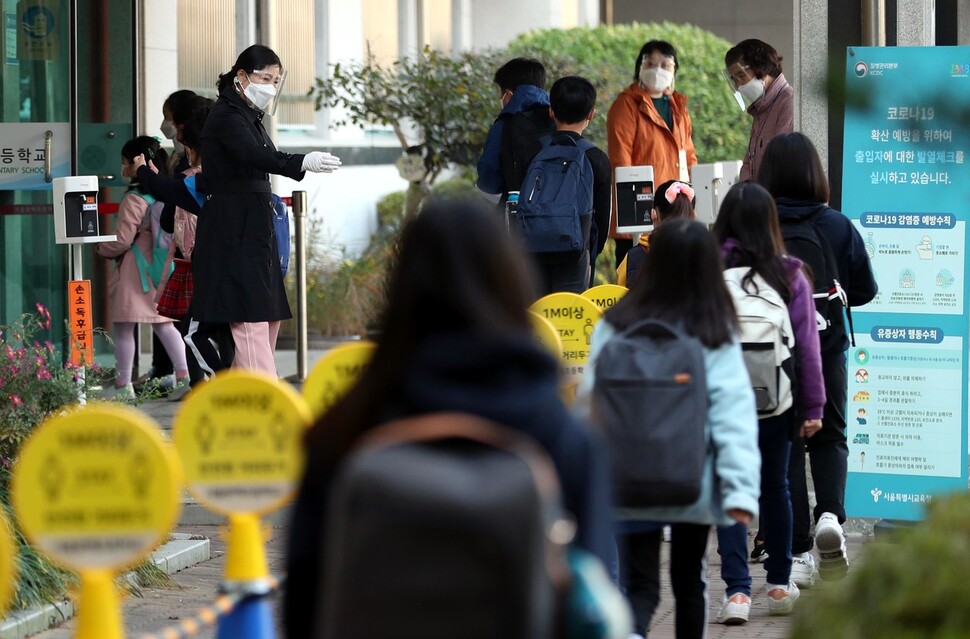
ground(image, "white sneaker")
xmin=716 ymin=592 xmax=750 ymax=625
xmin=814 ymin=512 xmax=849 ymax=581
xmin=790 ymin=551 xmax=818 ymax=588
xmin=767 ymin=580 xmax=800 ymax=615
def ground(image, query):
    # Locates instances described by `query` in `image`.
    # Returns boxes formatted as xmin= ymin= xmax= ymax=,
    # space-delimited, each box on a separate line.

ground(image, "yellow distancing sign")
xmin=0 ymin=511 xmax=16 ymax=618
xmin=529 ymin=311 xmax=563 ymax=359
xmin=302 ymin=341 xmax=375 ymax=418
xmin=173 ymin=370 xmax=312 ymax=517
xmin=12 ymin=403 xmax=181 ymax=571
xmin=582 ymin=284 xmax=627 ymax=312
xmin=529 ymin=292 xmax=602 ymax=387
xmin=11 ymin=403 xmax=182 ymax=639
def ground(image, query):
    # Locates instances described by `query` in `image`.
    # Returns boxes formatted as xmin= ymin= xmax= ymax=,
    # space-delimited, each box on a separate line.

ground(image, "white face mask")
xmin=639 ymin=67 xmax=673 ymax=93
xmin=238 ymin=75 xmax=277 ymax=111
xmin=738 ymin=77 xmax=765 ymax=105
xmin=160 ymin=119 xmax=177 ymax=139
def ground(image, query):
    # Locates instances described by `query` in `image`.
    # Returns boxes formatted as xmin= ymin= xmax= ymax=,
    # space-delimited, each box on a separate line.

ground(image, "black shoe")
xmin=750 ymin=539 xmax=768 ymax=564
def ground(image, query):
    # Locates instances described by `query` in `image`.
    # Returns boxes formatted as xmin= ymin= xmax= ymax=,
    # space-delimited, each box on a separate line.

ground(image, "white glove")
xmin=302 ymin=151 xmax=341 ymax=173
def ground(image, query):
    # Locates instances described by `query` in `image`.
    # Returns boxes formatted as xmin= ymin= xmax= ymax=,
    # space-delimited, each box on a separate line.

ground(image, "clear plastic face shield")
xmin=722 ymin=62 xmax=753 ymax=111
xmin=241 ymin=66 xmax=287 ymax=116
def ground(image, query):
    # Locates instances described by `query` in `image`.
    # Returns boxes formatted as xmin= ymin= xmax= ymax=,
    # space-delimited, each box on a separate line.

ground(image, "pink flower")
xmin=9 ymin=395 xmax=23 ymax=407
xmin=37 ymin=369 xmax=52 ymax=381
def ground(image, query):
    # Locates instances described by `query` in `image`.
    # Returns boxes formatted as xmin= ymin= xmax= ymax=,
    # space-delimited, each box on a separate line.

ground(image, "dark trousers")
xmin=790 ymin=351 xmax=848 ymax=554
xmin=531 ymin=250 xmax=590 ymax=297
xmin=617 ymin=523 xmax=710 ymax=638
xmin=719 ymin=411 xmax=794 ymax=592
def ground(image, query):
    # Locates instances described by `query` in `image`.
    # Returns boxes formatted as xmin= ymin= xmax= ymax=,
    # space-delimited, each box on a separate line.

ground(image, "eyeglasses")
xmin=641 ymin=57 xmax=676 ymax=72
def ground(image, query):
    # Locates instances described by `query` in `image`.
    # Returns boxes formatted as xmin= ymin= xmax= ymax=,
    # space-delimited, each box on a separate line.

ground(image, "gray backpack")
xmin=592 ymin=320 xmax=708 ymax=507
xmin=317 ymin=412 xmax=573 ymax=639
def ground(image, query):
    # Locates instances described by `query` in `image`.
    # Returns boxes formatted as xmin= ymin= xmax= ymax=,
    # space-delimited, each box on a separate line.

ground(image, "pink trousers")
xmin=229 ymin=321 xmax=281 ymax=376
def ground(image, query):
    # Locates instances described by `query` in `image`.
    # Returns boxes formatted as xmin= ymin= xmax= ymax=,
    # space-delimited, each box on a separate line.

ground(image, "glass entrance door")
xmin=0 ymin=0 xmax=133 ymax=361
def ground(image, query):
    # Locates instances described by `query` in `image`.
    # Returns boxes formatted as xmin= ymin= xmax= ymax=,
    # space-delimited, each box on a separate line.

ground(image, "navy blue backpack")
xmin=511 ymin=136 xmax=594 ymax=254
xmin=271 ymin=194 xmax=290 ymax=277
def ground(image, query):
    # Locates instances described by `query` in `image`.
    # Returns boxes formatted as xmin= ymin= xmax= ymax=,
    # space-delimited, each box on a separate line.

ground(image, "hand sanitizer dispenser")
xmin=53 ymin=176 xmax=114 ymax=244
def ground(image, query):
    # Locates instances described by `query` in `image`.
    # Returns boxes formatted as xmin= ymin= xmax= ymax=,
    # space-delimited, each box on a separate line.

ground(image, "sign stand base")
xmin=76 ymin=570 xmax=122 ymax=639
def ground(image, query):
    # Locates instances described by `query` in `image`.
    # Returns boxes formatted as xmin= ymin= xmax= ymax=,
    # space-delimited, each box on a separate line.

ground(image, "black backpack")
xmin=779 ymin=212 xmax=849 ymax=354
xmin=592 ymin=320 xmax=709 ymax=507
xmin=500 ymin=104 xmax=556 ymax=199
xmin=317 ymin=412 xmax=573 ymax=639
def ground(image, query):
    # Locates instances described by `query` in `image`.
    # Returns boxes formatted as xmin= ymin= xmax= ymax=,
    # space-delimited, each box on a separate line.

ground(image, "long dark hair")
xmin=217 ymin=44 xmax=282 ymax=93
xmin=606 ymin=218 xmax=736 ymax=348
xmin=712 ymin=181 xmax=792 ymax=303
xmin=304 ymin=196 xmax=538 ymax=460
xmin=757 ymin=132 xmax=830 ymax=203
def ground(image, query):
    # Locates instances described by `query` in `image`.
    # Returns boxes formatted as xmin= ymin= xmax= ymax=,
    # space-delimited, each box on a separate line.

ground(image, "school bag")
xmin=499 ymin=104 xmax=556 ymax=198
xmin=270 ymin=194 xmax=290 ymax=277
xmin=510 ymin=136 xmax=595 ymax=254
xmin=592 ymin=320 xmax=709 ymax=507
xmin=779 ymin=212 xmax=849 ymax=353
xmin=130 ymin=193 xmax=174 ymax=293
xmin=317 ymin=412 xmax=573 ymax=639
xmin=723 ymin=267 xmax=795 ymax=418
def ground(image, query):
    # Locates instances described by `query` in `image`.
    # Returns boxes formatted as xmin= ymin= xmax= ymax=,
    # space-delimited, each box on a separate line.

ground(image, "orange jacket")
xmin=606 ymin=84 xmax=697 ymax=239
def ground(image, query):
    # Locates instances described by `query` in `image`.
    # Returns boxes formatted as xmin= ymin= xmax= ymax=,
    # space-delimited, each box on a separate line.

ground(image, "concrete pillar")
xmin=792 ymin=0 xmax=829 ymax=169
xmin=961 ymin=0 xmax=970 ymax=43
xmin=452 ymin=0 xmax=473 ymax=52
xmin=140 ymin=0 xmax=178 ymax=135
xmin=399 ymin=0 xmax=419 ymax=55
xmin=578 ymin=0 xmax=600 ymax=26
xmin=897 ymin=0 xmax=935 ymax=45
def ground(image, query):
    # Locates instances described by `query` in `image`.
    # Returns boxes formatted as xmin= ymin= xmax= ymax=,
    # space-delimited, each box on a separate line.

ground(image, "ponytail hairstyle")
xmin=653 ymin=180 xmax=696 ymax=222
xmin=712 ymin=181 xmax=792 ymax=303
xmin=217 ymin=44 xmax=282 ymax=93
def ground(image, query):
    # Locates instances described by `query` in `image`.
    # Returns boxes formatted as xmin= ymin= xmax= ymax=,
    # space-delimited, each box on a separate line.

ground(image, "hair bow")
xmin=665 ymin=181 xmax=695 ymax=203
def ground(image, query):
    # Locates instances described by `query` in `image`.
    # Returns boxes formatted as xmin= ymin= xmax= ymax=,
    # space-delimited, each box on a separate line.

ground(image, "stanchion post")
xmin=292 ymin=190 xmax=309 ymax=382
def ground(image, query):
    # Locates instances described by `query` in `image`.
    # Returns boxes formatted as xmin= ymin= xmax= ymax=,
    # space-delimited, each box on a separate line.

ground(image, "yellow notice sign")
xmin=529 ymin=292 xmax=602 ymax=385
xmin=529 ymin=311 xmax=563 ymax=360
xmin=11 ymin=403 xmax=181 ymax=572
xmin=582 ymin=284 xmax=628 ymax=312
xmin=0 ymin=511 xmax=16 ymax=617
xmin=302 ymin=341 xmax=375 ymax=418
xmin=173 ymin=371 xmax=312 ymax=516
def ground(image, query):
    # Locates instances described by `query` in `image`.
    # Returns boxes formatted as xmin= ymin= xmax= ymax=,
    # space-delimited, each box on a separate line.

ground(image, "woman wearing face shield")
xmin=193 ymin=44 xmax=341 ymax=375
xmin=724 ymin=40 xmax=793 ymax=182
xmin=606 ymin=40 xmax=697 ymax=264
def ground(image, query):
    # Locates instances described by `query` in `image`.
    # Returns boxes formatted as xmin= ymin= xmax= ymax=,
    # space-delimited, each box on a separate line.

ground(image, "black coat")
xmin=192 ymin=85 xmax=305 ymax=323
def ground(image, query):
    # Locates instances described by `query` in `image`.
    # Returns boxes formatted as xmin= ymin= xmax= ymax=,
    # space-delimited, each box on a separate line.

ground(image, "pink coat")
xmin=96 ymin=191 xmax=174 ymax=324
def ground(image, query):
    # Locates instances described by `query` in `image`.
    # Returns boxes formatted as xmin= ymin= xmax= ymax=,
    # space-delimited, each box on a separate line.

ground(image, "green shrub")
xmin=507 ymin=22 xmax=749 ymax=163
xmin=791 ymin=493 xmax=970 ymax=638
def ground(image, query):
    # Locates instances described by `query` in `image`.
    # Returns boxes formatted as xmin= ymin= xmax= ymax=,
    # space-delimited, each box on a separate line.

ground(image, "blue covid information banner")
xmin=842 ymin=47 xmax=970 ymax=520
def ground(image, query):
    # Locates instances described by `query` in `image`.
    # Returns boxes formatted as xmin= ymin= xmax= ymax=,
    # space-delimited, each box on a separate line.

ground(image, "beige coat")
xmin=96 ymin=191 xmax=173 ymax=324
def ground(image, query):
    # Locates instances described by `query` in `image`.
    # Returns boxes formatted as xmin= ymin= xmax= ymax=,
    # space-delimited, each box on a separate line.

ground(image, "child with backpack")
xmin=284 ymin=197 xmax=614 ymax=638
xmin=578 ymin=218 xmax=761 ymax=639
xmin=512 ymin=75 xmax=611 ymax=295
xmin=758 ymin=132 xmax=877 ymax=582
xmin=615 ymin=180 xmax=695 ymax=287
xmin=476 ymin=57 xmax=554 ymax=204
xmin=134 ymin=104 xmax=236 ymax=385
xmin=710 ymin=181 xmax=825 ymax=622
xmin=96 ymin=136 xmax=189 ymax=395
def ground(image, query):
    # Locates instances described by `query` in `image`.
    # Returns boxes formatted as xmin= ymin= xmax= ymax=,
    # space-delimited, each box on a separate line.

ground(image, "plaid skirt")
xmin=156 ymin=258 xmax=193 ymax=320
